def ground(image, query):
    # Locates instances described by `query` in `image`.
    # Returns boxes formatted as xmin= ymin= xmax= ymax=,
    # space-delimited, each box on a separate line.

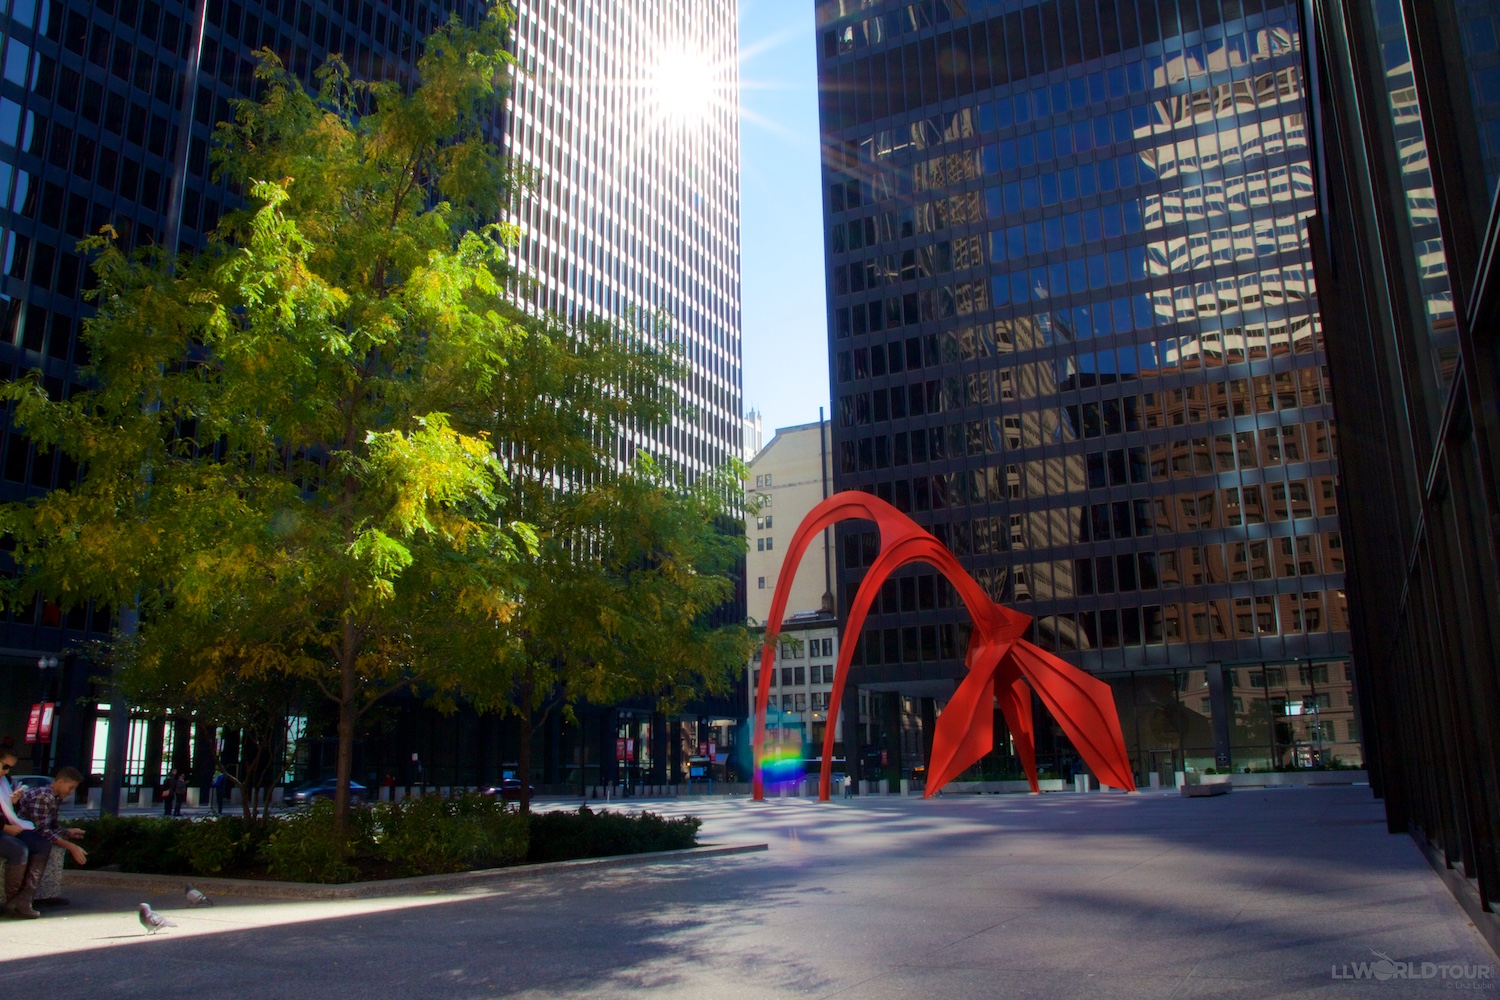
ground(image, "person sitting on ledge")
xmin=0 ymin=737 xmax=35 ymax=910
xmin=8 ymin=767 xmax=87 ymax=919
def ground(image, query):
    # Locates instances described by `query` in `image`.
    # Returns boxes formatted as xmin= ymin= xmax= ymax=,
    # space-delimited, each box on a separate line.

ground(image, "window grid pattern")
xmin=818 ymin=0 xmax=1351 ymax=673
xmin=502 ymin=0 xmax=743 ymax=476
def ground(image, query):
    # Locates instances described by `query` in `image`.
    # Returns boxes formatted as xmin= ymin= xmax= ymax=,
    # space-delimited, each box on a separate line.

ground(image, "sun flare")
xmin=651 ymin=43 xmax=718 ymax=127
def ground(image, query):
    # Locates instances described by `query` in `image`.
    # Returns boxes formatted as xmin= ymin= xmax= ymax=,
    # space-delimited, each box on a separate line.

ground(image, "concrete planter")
xmin=941 ymin=779 xmax=1067 ymax=794
xmin=1226 ymin=770 xmax=1368 ymax=788
xmin=65 ymin=843 xmax=769 ymax=901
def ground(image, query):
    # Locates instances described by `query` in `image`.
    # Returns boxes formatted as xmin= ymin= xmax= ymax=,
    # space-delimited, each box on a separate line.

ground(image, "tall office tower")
xmin=1309 ymin=0 xmax=1500 ymax=945
xmin=817 ymin=0 xmax=1356 ymax=785
xmin=502 ymin=0 xmax=743 ymax=476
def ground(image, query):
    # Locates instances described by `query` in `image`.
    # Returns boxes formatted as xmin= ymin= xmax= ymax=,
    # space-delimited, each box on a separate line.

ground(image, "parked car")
xmin=8 ymin=775 xmax=52 ymax=793
xmin=285 ymin=779 xmax=369 ymax=806
xmin=480 ymin=778 xmax=534 ymax=803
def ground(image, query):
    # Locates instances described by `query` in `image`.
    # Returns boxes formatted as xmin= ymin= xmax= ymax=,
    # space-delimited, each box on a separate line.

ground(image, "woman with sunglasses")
xmin=0 ymin=736 xmax=35 ymax=912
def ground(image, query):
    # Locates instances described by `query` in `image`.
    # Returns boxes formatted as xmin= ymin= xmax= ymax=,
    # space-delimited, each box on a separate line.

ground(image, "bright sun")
xmin=651 ymin=44 xmax=717 ymax=127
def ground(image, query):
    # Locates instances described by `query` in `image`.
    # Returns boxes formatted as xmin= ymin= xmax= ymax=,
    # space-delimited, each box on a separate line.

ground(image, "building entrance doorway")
xmin=1147 ymin=749 xmax=1180 ymax=788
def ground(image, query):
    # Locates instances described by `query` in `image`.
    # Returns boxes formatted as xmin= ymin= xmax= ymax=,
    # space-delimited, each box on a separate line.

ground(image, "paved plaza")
xmin=0 ymin=787 xmax=1492 ymax=998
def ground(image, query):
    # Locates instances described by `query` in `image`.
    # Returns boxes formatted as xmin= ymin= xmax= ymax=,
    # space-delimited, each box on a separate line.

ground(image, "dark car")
xmin=285 ymin=779 xmax=369 ymax=806
xmin=480 ymin=778 xmax=534 ymax=803
xmin=8 ymin=775 xmax=52 ymax=793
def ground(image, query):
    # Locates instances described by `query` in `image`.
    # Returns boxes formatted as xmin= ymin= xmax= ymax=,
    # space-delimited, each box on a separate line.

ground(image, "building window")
xmin=765 ymin=536 xmax=774 ymax=550
xmin=757 ymin=576 xmax=765 ymax=589
xmin=756 ymin=538 xmax=764 ymax=551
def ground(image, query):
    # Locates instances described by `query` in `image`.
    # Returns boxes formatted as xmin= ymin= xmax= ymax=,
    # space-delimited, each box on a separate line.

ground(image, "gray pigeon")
xmin=185 ymin=885 xmax=213 ymax=907
xmin=138 ymin=903 xmax=176 ymax=934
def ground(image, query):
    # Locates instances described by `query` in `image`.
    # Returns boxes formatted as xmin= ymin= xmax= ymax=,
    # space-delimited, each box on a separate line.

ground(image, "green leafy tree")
xmin=488 ymin=457 xmax=754 ymax=812
xmin=1 ymin=8 xmax=749 ymax=832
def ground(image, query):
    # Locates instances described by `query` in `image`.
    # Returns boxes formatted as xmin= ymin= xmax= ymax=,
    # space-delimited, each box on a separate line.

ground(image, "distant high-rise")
xmin=815 ymin=0 xmax=1355 ymax=785
xmin=502 ymin=0 xmax=743 ymax=475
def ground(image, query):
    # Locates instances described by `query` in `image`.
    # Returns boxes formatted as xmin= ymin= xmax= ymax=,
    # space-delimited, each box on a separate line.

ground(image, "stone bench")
xmin=1181 ymin=781 xmax=1232 ymax=797
xmin=0 ymin=846 xmax=66 ymax=901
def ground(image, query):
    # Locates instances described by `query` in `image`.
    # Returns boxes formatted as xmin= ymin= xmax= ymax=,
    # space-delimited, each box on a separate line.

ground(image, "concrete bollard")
xmin=1174 ymin=770 xmax=1186 ymax=789
xmin=1149 ymin=772 xmax=1162 ymax=790
xmin=878 ymin=779 xmax=890 ymax=795
xmin=899 ymin=778 xmax=911 ymax=796
xmin=86 ymin=787 xmax=100 ymax=810
xmin=1074 ymin=774 xmax=1090 ymax=793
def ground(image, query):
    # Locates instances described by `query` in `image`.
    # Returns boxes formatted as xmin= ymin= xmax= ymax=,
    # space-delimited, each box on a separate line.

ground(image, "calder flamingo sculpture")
xmin=751 ymin=491 xmax=1136 ymax=801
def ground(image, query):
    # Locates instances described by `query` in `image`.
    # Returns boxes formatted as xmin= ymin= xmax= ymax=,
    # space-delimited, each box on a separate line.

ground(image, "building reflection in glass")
xmin=819 ymin=0 xmax=1357 ymax=779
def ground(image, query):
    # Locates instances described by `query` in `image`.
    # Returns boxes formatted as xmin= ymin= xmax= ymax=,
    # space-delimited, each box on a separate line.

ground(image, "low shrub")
xmin=525 ymin=806 xmax=701 ymax=864
xmin=262 ymin=798 xmax=357 ymax=884
xmin=76 ymin=815 xmax=191 ymax=874
xmin=70 ymin=798 xmax=699 ymax=883
xmin=178 ymin=815 xmax=272 ymax=875
xmin=370 ymin=793 xmax=528 ymax=876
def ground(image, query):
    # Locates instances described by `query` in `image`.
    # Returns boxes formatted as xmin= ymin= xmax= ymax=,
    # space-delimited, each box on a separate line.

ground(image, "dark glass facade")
xmin=816 ymin=0 xmax=1356 ymax=784
xmin=0 ymin=0 xmax=486 ymax=787
xmin=1308 ymin=0 xmax=1500 ymax=952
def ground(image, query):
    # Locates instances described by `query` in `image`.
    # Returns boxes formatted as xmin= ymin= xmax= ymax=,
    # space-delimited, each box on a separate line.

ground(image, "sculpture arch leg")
xmin=994 ymin=662 xmax=1039 ymax=793
xmin=1007 ymin=643 xmax=1137 ymax=792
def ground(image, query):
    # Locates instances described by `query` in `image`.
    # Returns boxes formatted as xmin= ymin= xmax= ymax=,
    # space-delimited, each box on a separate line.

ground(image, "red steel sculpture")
xmin=751 ymin=491 xmax=1136 ymax=801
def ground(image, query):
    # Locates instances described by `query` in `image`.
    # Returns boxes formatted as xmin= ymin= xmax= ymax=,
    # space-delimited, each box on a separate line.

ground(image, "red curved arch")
xmin=814 ymin=533 xmax=1028 ymax=800
xmin=751 ymin=491 xmax=1136 ymax=800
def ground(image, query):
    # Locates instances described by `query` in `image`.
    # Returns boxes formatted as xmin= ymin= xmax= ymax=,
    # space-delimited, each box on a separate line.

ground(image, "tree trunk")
xmin=517 ymin=708 xmax=533 ymax=814
xmin=333 ymin=632 xmax=357 ymax=833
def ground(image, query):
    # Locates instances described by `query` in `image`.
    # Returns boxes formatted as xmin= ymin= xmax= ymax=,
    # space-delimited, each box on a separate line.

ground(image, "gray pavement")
xmin=0 ymin=786 xmax=1493 ymax=999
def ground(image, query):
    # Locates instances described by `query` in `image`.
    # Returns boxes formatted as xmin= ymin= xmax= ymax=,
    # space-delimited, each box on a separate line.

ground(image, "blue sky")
xmin=738 ymin=1 xmax=829 ymax=439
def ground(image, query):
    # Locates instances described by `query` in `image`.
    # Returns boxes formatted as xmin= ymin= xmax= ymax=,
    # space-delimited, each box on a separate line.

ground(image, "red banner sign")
xmin=616 ymin=738 xmax=636 ymax=762
xmin=38 ymin=703 xmax=54 ymax=742
xmin=24 ymin=703 xmax=41 ymax=743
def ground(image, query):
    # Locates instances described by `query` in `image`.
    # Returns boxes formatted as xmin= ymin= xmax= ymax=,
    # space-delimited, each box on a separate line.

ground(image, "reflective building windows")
xmin=1312 ymin=0 xmax=1500 ymax=934
xmin=817 ymin=0 xmax=1352 ymax=777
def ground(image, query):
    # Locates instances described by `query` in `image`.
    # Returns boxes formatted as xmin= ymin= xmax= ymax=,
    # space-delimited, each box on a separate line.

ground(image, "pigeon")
xmin=184 ymin=885 xmax=213 ymax=907
xmin=138 ymin=903 xmax=176 ymax=934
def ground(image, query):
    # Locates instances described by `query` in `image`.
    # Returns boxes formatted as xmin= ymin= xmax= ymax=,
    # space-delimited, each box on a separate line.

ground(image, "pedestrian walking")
xmin=211 ymin=771 xmax=227 ymax=815
xmin=161 ymin=773 xmax=175 ymax=817
xmin=172 ymin=772 xmax=187 ymax=816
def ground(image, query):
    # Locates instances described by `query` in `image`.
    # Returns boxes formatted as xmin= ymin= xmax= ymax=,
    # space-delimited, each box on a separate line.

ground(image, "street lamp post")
xmin=35 ymin=656 xmax=58 ymax=774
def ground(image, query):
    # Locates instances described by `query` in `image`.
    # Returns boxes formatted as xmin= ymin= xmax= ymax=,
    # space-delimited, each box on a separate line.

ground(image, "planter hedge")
xmin=75 ymin=798 xmax=699 ymax=884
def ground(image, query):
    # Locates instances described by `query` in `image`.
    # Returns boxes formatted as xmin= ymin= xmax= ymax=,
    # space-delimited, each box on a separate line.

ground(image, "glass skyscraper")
xmin=1308 ymin=0 xmax=1500 ymax=945
xmin=502 ymin=0 xmax=743 ymax=477
xmin=817 ymin=0 xmax=1356 ymax=784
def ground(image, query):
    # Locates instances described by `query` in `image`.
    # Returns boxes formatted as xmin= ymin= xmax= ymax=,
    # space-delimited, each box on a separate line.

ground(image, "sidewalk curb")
xmin=63 ymin=843 xmax=769 ymax=901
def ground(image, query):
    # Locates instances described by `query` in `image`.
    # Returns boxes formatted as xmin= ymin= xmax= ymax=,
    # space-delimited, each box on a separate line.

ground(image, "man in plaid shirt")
xmin=8 ymin=767 xmax=86 ymax=919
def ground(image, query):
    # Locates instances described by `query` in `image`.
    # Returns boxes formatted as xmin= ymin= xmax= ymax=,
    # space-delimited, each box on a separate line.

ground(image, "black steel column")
xmin=841 ymin=681 xmax=861 ymax=790
xmin=920 ymin=696 xmax=937 ymax=778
